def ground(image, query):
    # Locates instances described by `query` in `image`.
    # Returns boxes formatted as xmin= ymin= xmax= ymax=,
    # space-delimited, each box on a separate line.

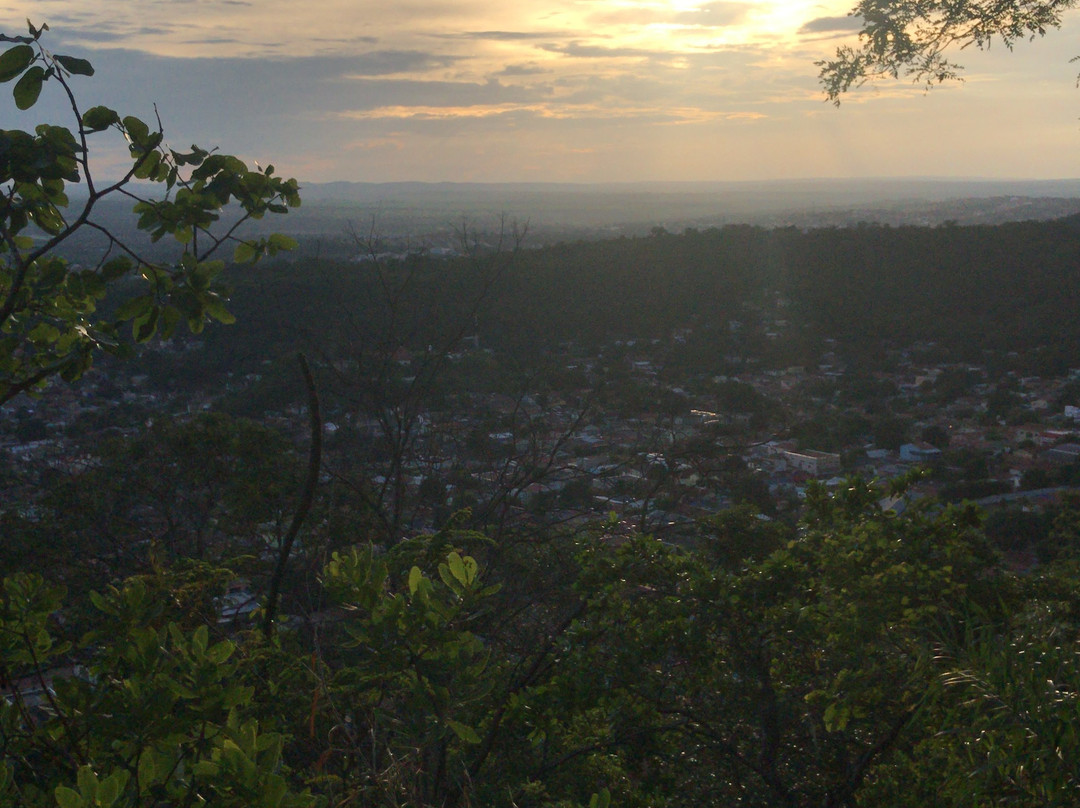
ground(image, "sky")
xmin=3 ymin=1 xmax=1080 ymax=183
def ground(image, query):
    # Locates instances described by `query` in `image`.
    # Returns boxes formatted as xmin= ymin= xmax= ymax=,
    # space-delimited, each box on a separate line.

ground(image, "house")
xmin=2 ymin=665 xmax=87 ymax=724
xmin=216 ymin=580 xmax=259 ymax=627
xmin=1044 ymin=443 xmax=1080 ymax=465
xmin=783 ymin=449 xmax=841 ymax=477
xmin=1012 ymin=424 xmax=1054 ymax=446
xmin=900 ymin=442 xmax=942 ymax=463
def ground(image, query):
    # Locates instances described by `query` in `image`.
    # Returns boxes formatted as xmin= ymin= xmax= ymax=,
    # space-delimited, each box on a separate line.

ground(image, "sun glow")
xmin=600 ymin=0 xmax=858 ymax=54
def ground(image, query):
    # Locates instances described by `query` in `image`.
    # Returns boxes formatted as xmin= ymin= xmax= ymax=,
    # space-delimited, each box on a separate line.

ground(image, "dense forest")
xmin=173 ymin=215 xmax=1080 ymax=381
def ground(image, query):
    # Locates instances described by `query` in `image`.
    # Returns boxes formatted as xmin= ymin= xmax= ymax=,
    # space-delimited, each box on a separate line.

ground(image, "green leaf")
xmin=823 ymin=701 xmax=850 ymax=732
xmin=589 ymin=789 xmax=611 ymax=808
xmin=133 ymin=150 xmax=161 ymax=180
xmin=29 ymin=202 xmax=64 ymax=235
xmin=76 ymin=766 xmax=98 ymax=798
xmin=137 ymin=752 xmax=159 ymax=794
xmin=438 ymin=562 xmax=455 ymax=590
xmin=170 ymin=145 xmax=208 ymax=166
xmin=132 ymin=308 xmax=159 ymax=343
xmin=233 ymin=240 xmax=260 ymax=263
xmin=267 ymin=233 xmax=298 ymax=252
xmin=264 ymin=775 xmax=287 ymax=808
xmin=28 ymin=323 xmax=61 ymax=344
xmin=0 ymin=44 xmax=34 ymax=83
xmin=54 ymin=786 xmax=83 ymax=808
xmin=13 ymin=64 xmax=44 ymax=110
xmin=122 ymin=115 xmax=151 ymax=147
xmin=159 ymin=305 xmax=181 ymax=339
xmin=191 ymin=624 xmax=208 ymax=655
xmin=97 ymin=771 xmax=128 ymax=808
xmin=113 ymin=295 xmax=152 ymax=322
xmin=462 ymin=555 xmax=478 ymax=585
xmin=82 ymin=105 xmax=119 ymax=132
xmin=206 ymin=639 xmax=235 ymax=665
xmin=100 ymin=257 xmax=131 ymax=281
xmin=54 ymin=54 xmax=94 ymax=76
xmin=447 ymin=552 xmax=468 ymax=586
xmin=204 ymin=298 xmax=236 ymax=325
xmin=88 ymin=590 xmax=110 ymax=614
xmin=408 ymin=566 xmax=422 ymax=595
xmin=447 ymin=719 xmax=481 ymax=744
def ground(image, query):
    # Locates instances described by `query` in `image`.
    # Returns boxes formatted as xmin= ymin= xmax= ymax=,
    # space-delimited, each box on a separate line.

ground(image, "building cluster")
xmin=5 ymin=325 xmax=1080 ymax=544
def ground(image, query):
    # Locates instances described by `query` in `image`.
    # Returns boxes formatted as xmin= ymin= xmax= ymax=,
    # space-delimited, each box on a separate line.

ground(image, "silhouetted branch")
xmin=263 ymin=353 xmax=323 ymax=640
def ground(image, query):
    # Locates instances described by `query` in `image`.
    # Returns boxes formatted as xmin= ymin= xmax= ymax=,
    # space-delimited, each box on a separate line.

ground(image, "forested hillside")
xmin=186 ymin=216 xmax=1080 ymax=377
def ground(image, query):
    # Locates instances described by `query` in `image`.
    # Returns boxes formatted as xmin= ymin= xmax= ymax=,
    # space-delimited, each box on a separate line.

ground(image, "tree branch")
xmin=263 ymin=353 xmax=323 ymax=640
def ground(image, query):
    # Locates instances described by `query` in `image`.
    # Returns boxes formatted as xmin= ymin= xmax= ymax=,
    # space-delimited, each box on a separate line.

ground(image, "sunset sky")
xmin=3 ymin=1 xmax=1080 ymax=183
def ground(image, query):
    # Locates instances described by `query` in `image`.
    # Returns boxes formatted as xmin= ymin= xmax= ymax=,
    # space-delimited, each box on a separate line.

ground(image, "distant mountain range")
xmin=292 ymin=177 xmax=1080 ymax=233
xmin=57 ymin=178 xmax=1080 ymax=262
xmin=300 ymin=177 xmax=1080 ymax=204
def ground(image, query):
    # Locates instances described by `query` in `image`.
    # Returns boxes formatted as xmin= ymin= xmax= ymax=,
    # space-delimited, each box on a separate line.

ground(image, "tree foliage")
xmin=818 ymin=0 xmax=1079 ymax=102
xmin=0 ymin=22 xmax=300 ymax=405
xmin=0 ymin=571 xmax=317 ymax=808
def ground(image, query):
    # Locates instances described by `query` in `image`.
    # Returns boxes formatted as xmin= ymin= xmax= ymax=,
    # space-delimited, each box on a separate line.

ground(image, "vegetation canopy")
xmin=819 ymin=0 xmax=1080 ymax=102
xmin=0 ymin=20 xmax=300 ymax=405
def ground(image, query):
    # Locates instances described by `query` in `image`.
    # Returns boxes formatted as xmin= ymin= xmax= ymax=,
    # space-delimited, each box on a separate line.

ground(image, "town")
xmin=6 ymin=266 xmax=1080 ymax=570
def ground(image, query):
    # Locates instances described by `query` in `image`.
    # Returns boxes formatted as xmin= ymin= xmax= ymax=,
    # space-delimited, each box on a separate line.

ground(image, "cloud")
xmin=24 ymin=47 xmax=483 ymax=153
xmin=311 ymin=35 xmax=379 ymax=45
xmin=57 ymin=24 xmax=176 ymax=43
xmin=496 ymin=62 xmax=551 ymax=77
xmin=341 ymin=50 xmax=462 ymax=76
xmin=586 ymin=7 xmax=667 ymax=25
xmin=335 ymin=77 xmax=551 ymax=112
xmin=456 ymin=30 xmax=568 ymax=41
xmin=798 ymin=15 xmax=864 ymax=35
xmin=177 ymin=37 xmax=244 ymax=45
xmin=342 ymin=104 xmax=542 ymax=121
xmin=343 ymin=136 xmax=405 ymax=152
xmin=672 ymin=2 xmax=753 ymax=28
xmin=541 ymin=41 xmax=662 ymax=59
xmin=337 ymin=101 xmax=725 ymax=131
xmin=554 ymin=72 xmax=675 ymax=106
xmin=587 ymin=1 xmax=750 ymax=28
